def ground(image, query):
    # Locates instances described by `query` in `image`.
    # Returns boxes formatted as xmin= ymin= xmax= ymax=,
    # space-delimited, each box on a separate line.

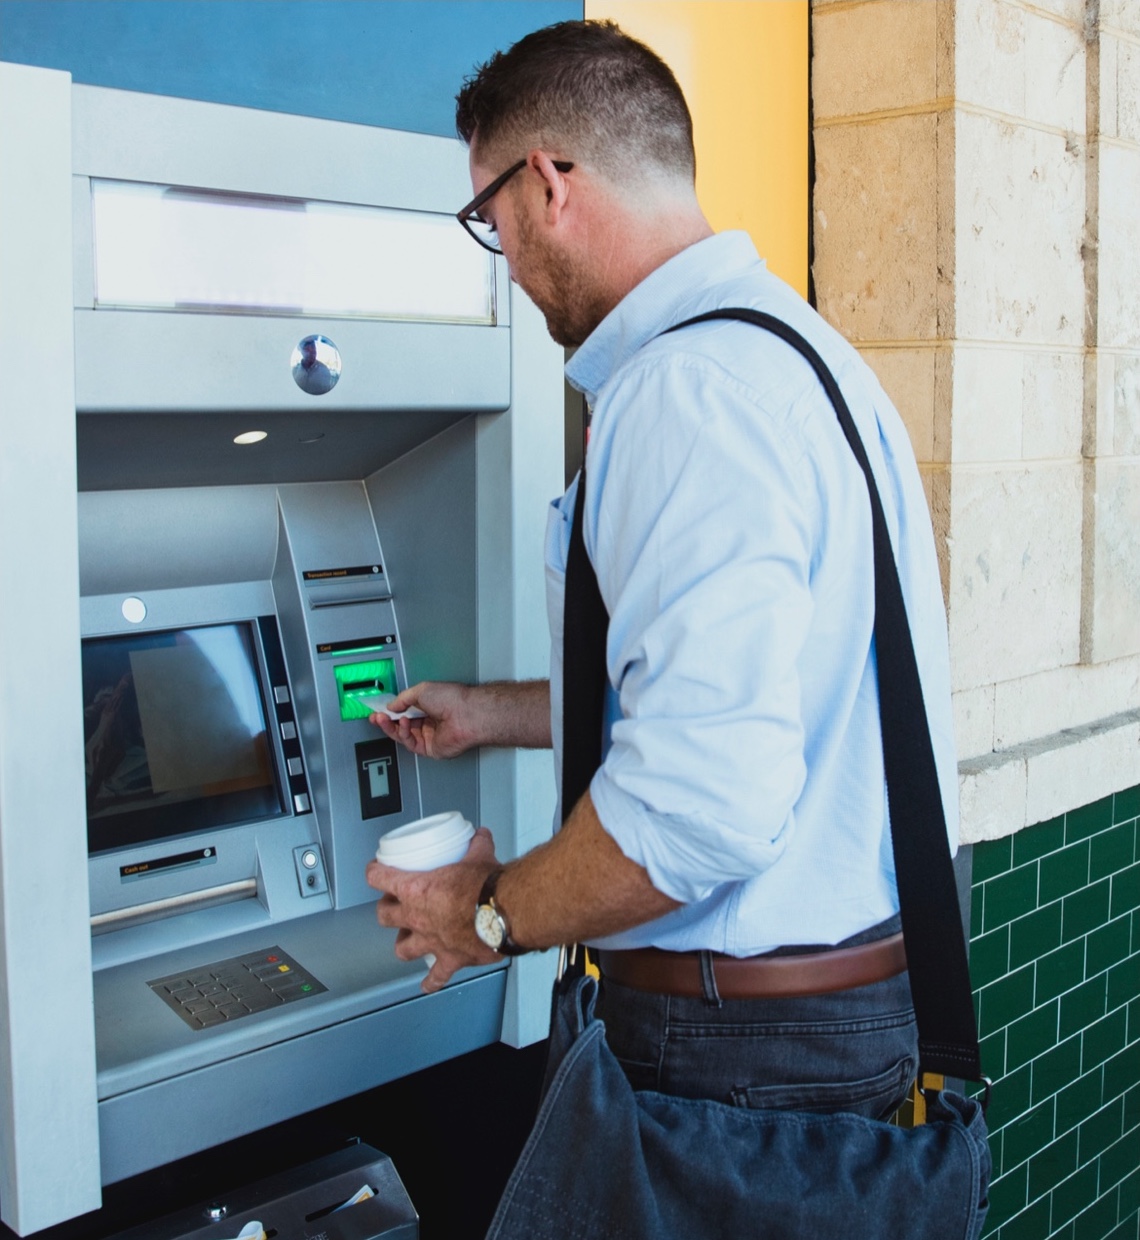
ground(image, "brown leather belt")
xmin=595 ymin=932 xmax=907 ymax=1000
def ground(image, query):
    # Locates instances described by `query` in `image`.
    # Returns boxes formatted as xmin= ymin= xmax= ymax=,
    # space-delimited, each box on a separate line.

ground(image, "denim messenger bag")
xmin=485 ymin=311 xmax=992 ymax=1240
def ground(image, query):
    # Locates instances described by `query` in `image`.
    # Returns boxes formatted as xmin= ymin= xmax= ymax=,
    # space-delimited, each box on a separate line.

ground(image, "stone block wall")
xmin=1086 ymin=3 xmax=1140 ymax=669
xmin=813 ymin=0 xmax=1140 ymax=842
xmin=815 ymin=9 xmax=1140 ymax=1236
xmin=968 ymin=784 xmax=1140 ymax=1239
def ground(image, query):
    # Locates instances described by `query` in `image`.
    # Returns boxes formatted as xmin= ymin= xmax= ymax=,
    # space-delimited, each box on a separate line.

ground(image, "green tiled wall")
xmin=970 ymin=784 xmax=1140 ymax=1240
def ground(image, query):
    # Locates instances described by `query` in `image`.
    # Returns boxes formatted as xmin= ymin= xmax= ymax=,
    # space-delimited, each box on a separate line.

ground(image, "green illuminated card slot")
xmin=334 ymin=658 xmax=397 ymax=721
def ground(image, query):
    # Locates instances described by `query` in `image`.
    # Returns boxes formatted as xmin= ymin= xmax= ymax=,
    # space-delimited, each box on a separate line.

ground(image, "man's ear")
xmin=527 ymin=150 xmax=572 ymax=221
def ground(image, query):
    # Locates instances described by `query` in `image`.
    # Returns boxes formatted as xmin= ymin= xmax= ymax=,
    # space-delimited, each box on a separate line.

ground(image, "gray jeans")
xmin=594 ymin=916 xmax=918 ymax=1120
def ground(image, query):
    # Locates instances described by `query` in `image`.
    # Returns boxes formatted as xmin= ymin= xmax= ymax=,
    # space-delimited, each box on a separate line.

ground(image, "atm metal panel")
xmin=93 ymin=904 xmax=506 ymax=1095
xmin=73 ymin=313 xmax=510 ymax=415
xmin=96 ymin=968 xmax=508 ymax=1184
xmin=70 ymin=83 xmax=478 ymax=218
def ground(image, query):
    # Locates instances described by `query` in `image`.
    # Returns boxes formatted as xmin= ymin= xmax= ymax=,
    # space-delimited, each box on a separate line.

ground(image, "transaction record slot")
xmin=304 ymin=564 xmax=392 ymax=608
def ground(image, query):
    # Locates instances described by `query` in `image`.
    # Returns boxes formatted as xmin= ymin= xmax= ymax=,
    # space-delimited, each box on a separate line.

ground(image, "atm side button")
xmin=280 ymin=721 xmax=298 ymax=741
xmin=287 ymin=757 xmax=304 ymax=777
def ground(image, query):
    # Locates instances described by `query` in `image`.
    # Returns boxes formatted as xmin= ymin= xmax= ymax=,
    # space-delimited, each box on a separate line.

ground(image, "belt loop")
xmin=698 ymin=950 xmax=723 ymax=1008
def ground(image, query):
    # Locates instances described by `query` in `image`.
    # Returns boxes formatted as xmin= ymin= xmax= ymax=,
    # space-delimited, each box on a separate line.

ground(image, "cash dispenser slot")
xmin=91 ymin=878 xmax=259 ymax=934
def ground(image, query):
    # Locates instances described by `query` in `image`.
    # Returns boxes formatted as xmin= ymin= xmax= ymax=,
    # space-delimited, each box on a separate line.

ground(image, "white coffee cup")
xmin=376 ymin=810 xmax=475 ymax=871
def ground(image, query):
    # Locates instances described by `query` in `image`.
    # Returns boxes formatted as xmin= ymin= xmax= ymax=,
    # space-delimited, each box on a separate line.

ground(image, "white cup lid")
xmin=377 ymin=811 xmax=474 ymax=867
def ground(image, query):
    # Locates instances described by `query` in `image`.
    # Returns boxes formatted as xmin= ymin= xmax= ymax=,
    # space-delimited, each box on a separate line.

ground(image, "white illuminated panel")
xmin=91 ymin=180 xmax=495 ymax=324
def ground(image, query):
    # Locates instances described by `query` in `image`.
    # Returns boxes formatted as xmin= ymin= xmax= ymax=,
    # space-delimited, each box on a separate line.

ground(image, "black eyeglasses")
xmin=457 ymin=157 xmax=574 ymax=255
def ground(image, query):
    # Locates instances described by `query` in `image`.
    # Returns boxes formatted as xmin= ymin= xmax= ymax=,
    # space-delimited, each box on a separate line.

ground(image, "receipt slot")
xmin=0 ymin=64 xmax=561 ymax=1235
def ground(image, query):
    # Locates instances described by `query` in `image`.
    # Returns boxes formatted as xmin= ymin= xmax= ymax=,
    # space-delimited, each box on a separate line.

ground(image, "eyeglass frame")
xmin=456 ymin=157 xmax=575 ymax=254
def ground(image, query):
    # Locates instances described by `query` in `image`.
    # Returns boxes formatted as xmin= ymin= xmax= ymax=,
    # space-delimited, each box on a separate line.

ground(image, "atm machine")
xmin=0 ymin=63 xmax=562 ymax=1236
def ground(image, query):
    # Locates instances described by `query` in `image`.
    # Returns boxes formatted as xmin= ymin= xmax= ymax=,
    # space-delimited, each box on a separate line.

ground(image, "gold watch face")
xmin=475 ymin=903 xmax=505 ymax=950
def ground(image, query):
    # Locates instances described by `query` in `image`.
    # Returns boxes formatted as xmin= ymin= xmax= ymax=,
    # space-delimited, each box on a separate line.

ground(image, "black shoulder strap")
xmin=561 ymin=306 xmax=982 ymax=1083
xmin=562 ymin=473 xmax=610 ymax=826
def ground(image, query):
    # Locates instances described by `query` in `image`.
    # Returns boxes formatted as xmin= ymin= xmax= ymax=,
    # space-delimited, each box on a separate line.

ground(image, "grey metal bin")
xmin=108 ymin=1143 xmax=417 ymax=1240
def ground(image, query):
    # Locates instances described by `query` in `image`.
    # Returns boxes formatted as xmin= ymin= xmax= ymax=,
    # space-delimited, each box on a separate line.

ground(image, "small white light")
xmin=233 ymin=430 xmax=268 ymax=445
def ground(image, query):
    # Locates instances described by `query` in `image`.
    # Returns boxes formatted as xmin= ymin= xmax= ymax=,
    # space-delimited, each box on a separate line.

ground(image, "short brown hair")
xmin=455 ymin=20 xmax=695 ymax=185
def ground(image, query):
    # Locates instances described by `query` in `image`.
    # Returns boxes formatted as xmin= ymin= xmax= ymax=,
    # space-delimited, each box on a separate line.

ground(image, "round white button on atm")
xmin=301 ymin=850 xmax=319 ymax=870
xmin=121 ymin=596 xmax=147 ymax=624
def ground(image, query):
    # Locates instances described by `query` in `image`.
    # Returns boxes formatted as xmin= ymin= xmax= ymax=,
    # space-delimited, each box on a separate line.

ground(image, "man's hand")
xmin=371 ymin=681 xmax=480 ymax=759
xmin=365 ymin=827 xmax=501 ymax=992
xmin=365 ymin=794 xmax=681 ymax=992
xmin=371 ymin=679 xmax=552 ymax=757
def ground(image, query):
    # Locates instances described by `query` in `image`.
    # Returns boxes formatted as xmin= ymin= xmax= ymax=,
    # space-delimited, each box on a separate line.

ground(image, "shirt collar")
xmin=565 ymin=231 xmax=765 ymax=404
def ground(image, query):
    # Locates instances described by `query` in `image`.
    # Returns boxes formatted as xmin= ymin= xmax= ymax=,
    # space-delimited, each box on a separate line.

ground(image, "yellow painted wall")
xmin=584 ymin=0 xmax=809 ymax=298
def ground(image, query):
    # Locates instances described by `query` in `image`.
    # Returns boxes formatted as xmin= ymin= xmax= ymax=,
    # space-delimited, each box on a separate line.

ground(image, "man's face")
xmin=468 ymin=150 xmax=601 ymax=349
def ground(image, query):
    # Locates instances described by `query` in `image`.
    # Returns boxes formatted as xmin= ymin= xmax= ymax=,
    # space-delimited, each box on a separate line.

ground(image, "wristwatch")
xmin=475 ymin=868 xmax=528 ymax=956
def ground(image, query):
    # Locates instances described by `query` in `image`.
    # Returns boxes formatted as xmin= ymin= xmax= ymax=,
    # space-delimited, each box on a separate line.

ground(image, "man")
xmin=294 ymin=336 xmax=338 ymax=394
xmin=365 ymin=19 xmax=958 ymax=1118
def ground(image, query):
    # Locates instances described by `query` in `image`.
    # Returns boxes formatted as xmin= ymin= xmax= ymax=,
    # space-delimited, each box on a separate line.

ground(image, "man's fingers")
xmin=388 ymin=926 xmax=461 ymax=991
xmin=370 ymin=713 xmax=400 ymax=741
xmin=365 ymin=859 xmax=399 ymax=894
xmin=403 ymin=719 xmax=430 ymax=754
xmin=393 ymin=927 xmax=426 ymax=961
xmin=373 ymin=891 xmax=403 ymax=928
xmin=466 ymin=826 xmax=498 ymax=861
xmin=369 ymin=712 xmax=429 ymax=756
xmin=423 ymin=952 xmax=461 ymax=992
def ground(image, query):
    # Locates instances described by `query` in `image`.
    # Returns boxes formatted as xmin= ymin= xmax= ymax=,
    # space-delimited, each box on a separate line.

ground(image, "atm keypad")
xmin=148 ymin=947 xmax=327 ymax=1031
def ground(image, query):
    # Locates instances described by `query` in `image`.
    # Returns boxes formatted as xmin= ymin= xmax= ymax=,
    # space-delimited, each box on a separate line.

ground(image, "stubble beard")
xmin=514 ymin=208 xmax=605 ymax=349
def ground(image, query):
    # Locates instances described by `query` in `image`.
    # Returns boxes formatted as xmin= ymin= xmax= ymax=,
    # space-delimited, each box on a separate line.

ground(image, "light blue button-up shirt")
xmin=546 ymin=232 xmax=958 ymax=956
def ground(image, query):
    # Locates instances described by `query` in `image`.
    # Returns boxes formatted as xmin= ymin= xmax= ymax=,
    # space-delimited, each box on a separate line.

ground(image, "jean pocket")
xmin=729 ymin=1055 xmax=916 ymax=1121
xmin=613 ymin=1055 xmax=659 ymax=1093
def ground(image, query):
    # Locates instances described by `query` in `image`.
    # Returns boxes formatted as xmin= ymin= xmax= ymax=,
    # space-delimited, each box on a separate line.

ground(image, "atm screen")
xmin=82 ymin=622 xmax=284 ymax=854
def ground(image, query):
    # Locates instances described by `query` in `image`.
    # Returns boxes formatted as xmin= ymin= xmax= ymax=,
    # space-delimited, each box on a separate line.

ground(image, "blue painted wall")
xmin=0 ymin=0 xmax=581 ymax=136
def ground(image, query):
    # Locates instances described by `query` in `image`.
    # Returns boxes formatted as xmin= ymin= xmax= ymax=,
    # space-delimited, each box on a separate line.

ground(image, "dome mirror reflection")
xmin=291 ymin=335 xmax=342 ymax=395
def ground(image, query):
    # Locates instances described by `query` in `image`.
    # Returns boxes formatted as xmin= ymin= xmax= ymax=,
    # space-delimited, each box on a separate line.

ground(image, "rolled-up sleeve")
xmin=586 ymin=352 xmax=818 ymax=905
